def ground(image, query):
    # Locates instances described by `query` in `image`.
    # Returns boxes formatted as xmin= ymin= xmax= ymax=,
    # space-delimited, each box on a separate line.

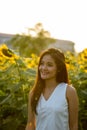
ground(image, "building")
xmin=49 ymin=39 xmax=75 ymax=53
xmin=0 ymin=33 xmax=14 ymax=44
xmin=0 ymin=33 xmax=75 ymax=53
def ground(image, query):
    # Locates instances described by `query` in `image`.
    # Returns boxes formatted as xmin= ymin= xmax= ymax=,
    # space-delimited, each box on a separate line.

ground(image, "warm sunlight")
xmin=0 ymin=0 xmax=87 ymax=52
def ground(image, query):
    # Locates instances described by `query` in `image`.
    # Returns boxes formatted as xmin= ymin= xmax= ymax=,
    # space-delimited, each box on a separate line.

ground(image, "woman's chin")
xmin=41 ymin=76 xmax=47 ymax=80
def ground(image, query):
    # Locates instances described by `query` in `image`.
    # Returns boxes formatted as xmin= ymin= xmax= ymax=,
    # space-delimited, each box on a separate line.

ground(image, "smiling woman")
xmin=39 ymin=54 xmax=57 ymax=80
xmin=25 ymin=47 xmax=79 ymax=130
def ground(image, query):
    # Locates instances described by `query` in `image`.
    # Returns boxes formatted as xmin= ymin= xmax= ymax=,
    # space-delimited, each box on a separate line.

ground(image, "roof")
xmin=0 ymin=33 xmax=15 ymax=37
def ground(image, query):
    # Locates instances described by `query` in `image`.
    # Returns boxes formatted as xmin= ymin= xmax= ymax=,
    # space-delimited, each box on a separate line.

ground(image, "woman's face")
xmin=39 ymin=54 xmax=57 ymax=80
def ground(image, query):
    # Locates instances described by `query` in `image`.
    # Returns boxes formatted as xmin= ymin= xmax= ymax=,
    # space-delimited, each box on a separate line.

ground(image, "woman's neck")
xmin=45 ymin=79 xmax=58 ymax=89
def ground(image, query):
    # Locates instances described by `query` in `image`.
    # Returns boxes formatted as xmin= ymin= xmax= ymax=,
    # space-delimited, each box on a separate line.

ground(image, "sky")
xmin=0 ymin=0 xmax=87 ymax=52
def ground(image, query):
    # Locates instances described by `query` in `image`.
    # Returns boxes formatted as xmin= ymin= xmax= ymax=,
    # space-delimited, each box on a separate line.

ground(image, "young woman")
xmin=25 ymin=48 xmax=79 ymax=130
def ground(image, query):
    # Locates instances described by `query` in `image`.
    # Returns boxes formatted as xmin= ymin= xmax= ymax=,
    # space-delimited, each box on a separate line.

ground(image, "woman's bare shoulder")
xmin=66 ymin=84 xmax=77 ymax=98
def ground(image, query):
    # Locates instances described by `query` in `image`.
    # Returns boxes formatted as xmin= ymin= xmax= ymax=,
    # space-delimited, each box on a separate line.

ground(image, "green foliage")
xmin=65 ymin=49 xmax=87 ymax=130
xmin=0 ymin=44 xmax=87 ymax=130
xmin=7 ymin=23 xmax=55 ymax=57
xmin=0 ymin=46 xmax=36 ymax=130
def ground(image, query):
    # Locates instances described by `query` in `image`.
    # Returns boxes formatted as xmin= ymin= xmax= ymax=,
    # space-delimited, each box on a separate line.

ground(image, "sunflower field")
xmin=0 ymin=44 xmax=87 ymax=130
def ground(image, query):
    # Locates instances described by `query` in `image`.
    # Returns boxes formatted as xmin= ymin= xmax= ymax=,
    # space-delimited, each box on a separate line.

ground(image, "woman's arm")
xmin=66 ymin=85 xmax=79 ymax=130
xmin=25 ymin=92 xmax=36 ymax=130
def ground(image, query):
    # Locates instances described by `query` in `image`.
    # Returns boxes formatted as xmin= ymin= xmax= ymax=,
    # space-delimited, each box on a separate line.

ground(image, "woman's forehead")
xmin=41 ymin=54 xmax=53 ymax=60
xmin=41 ymin=54 xmax=55 ymax=63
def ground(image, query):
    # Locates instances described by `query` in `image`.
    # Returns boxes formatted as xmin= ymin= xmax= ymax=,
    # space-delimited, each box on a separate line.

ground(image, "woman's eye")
xmin=40 ymin=62 xmax=53 ymax=67
xmin=47 ymin=64 xmax=53 ymax=67
xmin=46 ymin=62 xmax=53 ymax=66
xmin=40 ymin=62 xmax=44 ymax=65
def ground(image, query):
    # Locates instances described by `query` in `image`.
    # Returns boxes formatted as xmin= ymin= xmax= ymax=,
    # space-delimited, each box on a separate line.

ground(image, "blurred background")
xmin=0 ymin=0 xmax=87 ymax=52
xmin=0 ymin=0 xmax=87 ymax=130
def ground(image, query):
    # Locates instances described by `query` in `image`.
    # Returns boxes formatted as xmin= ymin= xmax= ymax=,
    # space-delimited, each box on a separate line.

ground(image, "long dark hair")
xmin=31 ymin=48 xmax=69 ymax=114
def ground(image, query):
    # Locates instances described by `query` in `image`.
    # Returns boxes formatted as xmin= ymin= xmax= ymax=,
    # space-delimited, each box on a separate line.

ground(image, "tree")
xmin=7 ymin=23 xmax=55 ymax=57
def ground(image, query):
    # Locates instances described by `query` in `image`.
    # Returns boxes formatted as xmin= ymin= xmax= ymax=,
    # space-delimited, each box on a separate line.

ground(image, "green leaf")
xmin=0 ymin=94 xmax=11 ymax=105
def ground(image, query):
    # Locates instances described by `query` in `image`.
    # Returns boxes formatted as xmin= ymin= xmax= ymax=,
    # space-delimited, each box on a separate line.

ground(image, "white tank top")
xmin=36 ymin=82 xmax=69 ymax=130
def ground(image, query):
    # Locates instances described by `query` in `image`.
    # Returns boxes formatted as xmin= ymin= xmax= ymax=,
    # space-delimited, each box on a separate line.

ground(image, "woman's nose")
xmin=41 ymin=64 xmax=47 ymax=70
